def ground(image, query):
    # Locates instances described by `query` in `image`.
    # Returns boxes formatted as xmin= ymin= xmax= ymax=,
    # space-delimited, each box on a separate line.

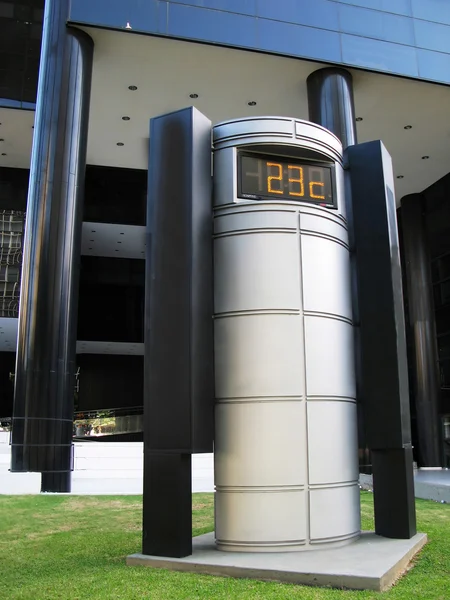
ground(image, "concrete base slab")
xmin=127 ymin=531 xmax=427 ymax=591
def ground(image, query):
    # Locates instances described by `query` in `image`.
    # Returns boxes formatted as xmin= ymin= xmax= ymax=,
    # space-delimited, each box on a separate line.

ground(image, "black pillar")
xmin=143 ymin=108 xmax=213 ymax=557
xmin=307 ymin=67 xmax=367 ymax=463
xmin=10 ymin=0 xmax=93 ymax=493
xmin=401 ymin=194 xmax=443 ymax=466
xmin=307 ymin=67 xmax=357 ymax=149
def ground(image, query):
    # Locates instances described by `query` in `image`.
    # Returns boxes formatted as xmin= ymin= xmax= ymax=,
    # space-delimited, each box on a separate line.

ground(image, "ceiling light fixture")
xmin=189 ymin=93 xmax=199 ymax=99
xmin=396 ymin=175 xmax=404 ymax=179
xmin=248 ymin=101 xmax=257 ymax=106
xmin=355 ymin=117 xmax=363 ymax=122
xmin=404 ymin=125 xmax=412 ymax=130
xmin=122 ymin=116 xmax=130 ymax=121
xmin=0 ymin=138 xmax=4 ymax=141
xmin=128 ymin=85 xmax=137 ymax=90
xmin=116 ymin=142 xmax=124 ymax=146
xmin=422 ymin=155 xmax=429 ymax=160
xmin=1 ymin=153 xmax=6 ymax=156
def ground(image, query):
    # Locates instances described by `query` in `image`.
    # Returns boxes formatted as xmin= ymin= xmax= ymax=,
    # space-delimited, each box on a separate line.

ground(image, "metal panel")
xmin=304 ymin=317 xmax=356 ymax=398
xmin=215 ymin=402 xmax=306 ymax=487
xmin=215 ymin=490 xmax=307 ymax=551
xmin=307 ymin=401 xmax=359 ymax=485
xmin=309 ymin=485 xmax=360 ymax=542
xmin=214 ymin=232 xmax=300 ymax=314
xmin=301 ymin=234 xmax=352 ymax=320
xmin=214 ymin=314 xmax=305 ymax=399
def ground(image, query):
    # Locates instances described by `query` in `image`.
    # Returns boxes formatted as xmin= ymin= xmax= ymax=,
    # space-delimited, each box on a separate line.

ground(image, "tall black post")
xmin=346 ymin=142 xmax=416 ymax=539
xmin=401 ymin=194 xmax=442 ymax=466
xmin=307 ymin=67 xmax=368 ymax=466
xmin=10 ymin=0 xmax=93 ymax=493
xmin=307 ymin=67 xmax=357 ymax=149
xmin=143 ymin=108 xmax=214 ymax=558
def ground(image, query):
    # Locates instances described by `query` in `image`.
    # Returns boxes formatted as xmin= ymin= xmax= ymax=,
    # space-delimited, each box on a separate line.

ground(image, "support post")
xmin=401 ymin=194 xmax=443 ymax=466
xmin=10 ymin=0 xmax=93 ymax=493
xmin=143 ymin=108 xmax=213 ymax=557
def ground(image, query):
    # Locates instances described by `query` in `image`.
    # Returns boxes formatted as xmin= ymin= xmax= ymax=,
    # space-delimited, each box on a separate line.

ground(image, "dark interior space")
xmin=0 ymin=167 xmax=29 ymax=211
xmin=0 ymin=0 xmax=43 ymax=105
xmin=84 ymin=165 xmax=147 ymax=225
xmin=77 ymin=256 xmax=145 ymax=343
xmin=75 ymin=353 xmax=143 ymax=414
xmin=0 ymin=351 xmax=16 ymax=419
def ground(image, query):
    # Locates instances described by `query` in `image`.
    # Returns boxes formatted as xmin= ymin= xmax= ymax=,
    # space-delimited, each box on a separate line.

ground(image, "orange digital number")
xmin=288 ymin=165 xmax=304 ymax=197
xmin=309 ymin=181 xmax=325 ymax=200
xmin=267 ymin=162 xmax=283 ymax=194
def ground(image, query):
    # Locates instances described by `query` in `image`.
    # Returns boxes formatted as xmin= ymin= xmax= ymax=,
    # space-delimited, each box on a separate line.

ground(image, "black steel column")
xmin=143 ymin=108 xmax=213 ymax=558
xmin=401 ymin=194 xmax=442 ymax=466
xmin=10 ymin=0 xmax=93 ymax=493
xmin=307 ymin=67 xmax=368 ymax=464
xmin=307 ymin=67 xmax=357 ymax=149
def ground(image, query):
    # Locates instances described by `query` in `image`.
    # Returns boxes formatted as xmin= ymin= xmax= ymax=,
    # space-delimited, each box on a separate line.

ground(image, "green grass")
xmin=0 ymin=492 xmax=448 ymax=599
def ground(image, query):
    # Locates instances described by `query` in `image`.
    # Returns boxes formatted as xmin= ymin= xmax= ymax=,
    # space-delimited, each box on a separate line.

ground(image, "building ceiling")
xmin=1 ymin=27 xmax=450 ymax=202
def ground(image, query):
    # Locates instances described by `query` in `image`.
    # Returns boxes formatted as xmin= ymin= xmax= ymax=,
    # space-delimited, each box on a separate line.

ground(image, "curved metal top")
xmin=213 ymin=116 xmax=343 ymax=164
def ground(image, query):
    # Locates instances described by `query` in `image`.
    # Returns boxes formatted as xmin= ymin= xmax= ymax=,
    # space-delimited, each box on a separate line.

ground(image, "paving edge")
xmin=126 ymin=531 xmax=428 ymax=591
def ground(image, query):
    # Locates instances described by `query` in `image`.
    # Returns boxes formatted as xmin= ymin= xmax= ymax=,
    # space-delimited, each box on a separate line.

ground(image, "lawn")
xmin=0 ymin=492 xmax=448 ymax=600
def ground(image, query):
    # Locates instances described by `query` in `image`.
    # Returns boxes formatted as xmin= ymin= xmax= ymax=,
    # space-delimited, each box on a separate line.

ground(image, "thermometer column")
xmin=213 ymin=117 xmax=360 ymax=552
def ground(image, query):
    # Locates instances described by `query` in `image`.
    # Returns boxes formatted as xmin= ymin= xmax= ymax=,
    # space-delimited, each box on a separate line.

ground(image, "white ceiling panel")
xmin=1 ymin=27 xmax=450 ymax=206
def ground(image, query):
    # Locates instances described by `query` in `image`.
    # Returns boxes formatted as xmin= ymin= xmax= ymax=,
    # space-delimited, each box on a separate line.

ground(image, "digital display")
xmin=238 ymin=153 xmax=335 ymax=207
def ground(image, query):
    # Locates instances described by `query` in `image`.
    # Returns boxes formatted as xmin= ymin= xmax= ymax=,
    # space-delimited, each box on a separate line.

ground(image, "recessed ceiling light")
xmin=397 ymin=175 xmax=404 ymax=179
xmin=1 ymin=153 xmax=6 ymax=156
xmin=116 ymin=142 xmax=124 ymax=146
xmin=0 ymin=139 xmax=4 ymax=142
xmin=422 ymin=155 xmax=429 ymax=160
xmin=404 ymin=125 xmax=412 ymax=130
xmin=189 ymin=93 xmax=199 ymax=99
xmin=247 ymin=101 xmax=257 ymax=106
xmin=128 ymin=85 xmax=137 ymax=91
xmin=122 ymin=116 xmax=130 ymax=121
xmin=355 ymin=117 xmax=363 ymax=122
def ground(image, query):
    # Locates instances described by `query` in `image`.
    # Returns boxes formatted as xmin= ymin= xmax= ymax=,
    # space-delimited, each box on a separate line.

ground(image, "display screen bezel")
xmin=237 ymin=151 xmax=338 ymax=209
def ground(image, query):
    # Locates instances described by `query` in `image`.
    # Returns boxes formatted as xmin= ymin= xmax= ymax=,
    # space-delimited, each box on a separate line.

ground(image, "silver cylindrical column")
xmin=213 ymin=117 xmax=360 ymax=552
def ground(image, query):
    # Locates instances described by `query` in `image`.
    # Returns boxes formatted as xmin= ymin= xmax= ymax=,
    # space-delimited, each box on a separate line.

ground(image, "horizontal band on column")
xmin=215 ymin=396 xmax=304 ymax=403
xmin=306 ymin=395 xmax=356 ymax=403
xmin=214 ymin=308 xmax=299 ymax=318
xmin=310 ymin=530 xmax=360 ymax=544
xmin=308 ymin=480 xmax=359 ymax=490
xmin=214 ymin=228 xmax=297 ymax=239
xmin=215 ymin=485 xmax=305 ymax=492
xmin=303 ymin=310 xmax=353 ymax=325
xmin=299 ymin=230 xmax=349 ymax=251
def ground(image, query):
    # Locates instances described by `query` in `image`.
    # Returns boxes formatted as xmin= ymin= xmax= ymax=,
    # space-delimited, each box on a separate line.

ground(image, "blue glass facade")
xmin=69 ymin=0 xmax=450 ymax=85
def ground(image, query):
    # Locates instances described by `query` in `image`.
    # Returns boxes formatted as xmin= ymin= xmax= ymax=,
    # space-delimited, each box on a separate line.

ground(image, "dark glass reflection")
xmin=0 ymin=0 xmax=44 ymax=104
xmin=77 ymin=256 xmax=145 ymax=343
xmin=84 ymin=165 xmax=147 ymax=226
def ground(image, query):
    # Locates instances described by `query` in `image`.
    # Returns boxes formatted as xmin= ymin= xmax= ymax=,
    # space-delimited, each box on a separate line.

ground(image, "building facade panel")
xmin=67 ymin=0 xmax=450 ymax=85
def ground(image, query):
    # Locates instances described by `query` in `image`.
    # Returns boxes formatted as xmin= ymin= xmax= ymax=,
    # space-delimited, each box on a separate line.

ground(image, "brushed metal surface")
xmin=307 ymin=401 xmax=359 ymax=485
xmin=213 ymin=117 xmax=359 ymax=552
xmin=215 ymin=402 xmax=306 ymax=487
xmin=214 ymin=232 xmax=300 ymax=314
xmin=214 ymin=314 xmax=305 ymax=399
xmin=304 ymin=317 xmax=356 ymax=398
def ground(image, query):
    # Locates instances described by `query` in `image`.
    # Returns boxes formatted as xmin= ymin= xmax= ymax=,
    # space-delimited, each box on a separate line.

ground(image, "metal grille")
xmin=0 ymin=210 xmax=25 ymax=317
